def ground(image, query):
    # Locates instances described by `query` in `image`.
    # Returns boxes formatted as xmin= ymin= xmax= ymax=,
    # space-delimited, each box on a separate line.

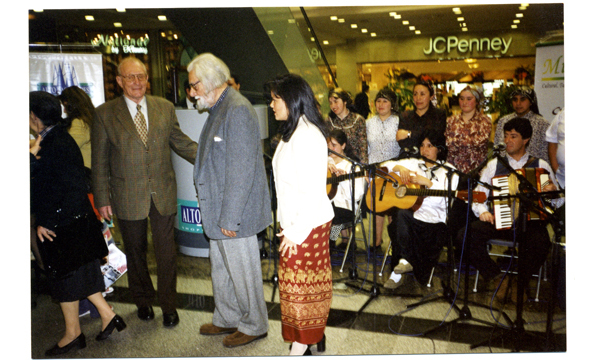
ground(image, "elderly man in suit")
xmin=92 ymin=56 xmax=197 ymax=328
xmin=187 ymin=53 xmax=271 ymax=348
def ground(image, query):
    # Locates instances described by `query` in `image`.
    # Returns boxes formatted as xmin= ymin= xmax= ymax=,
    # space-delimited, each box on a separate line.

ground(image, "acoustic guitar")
xmin=365 ymin=170 xmax=487 ymax=212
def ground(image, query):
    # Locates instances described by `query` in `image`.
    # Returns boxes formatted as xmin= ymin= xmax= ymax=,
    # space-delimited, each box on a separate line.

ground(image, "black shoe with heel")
xmin=45 ymin=333 xmax=86 ymax=356
xmin=96 ymin=314 xmax=127 ymax=341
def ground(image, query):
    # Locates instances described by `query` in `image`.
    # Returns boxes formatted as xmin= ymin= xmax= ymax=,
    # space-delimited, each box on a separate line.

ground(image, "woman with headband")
xmin=327 ymin=89 xmax=368 ymax=164
xmin=493 ymin=86 xmax=550 ymax=163
xmin=445 ymin=85 xmax=492 ymax=175
xmin=396 ymin=78 xmax=447 ymax=156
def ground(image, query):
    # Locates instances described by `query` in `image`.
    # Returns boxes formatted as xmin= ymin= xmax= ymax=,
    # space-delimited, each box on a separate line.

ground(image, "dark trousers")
xmin=388 ymin=208 xmax=447 ymax=285
xmin=464 ymin=219 xmax=550 ymax=282
xmin=118 ymin=199 xmax=177 ymax=313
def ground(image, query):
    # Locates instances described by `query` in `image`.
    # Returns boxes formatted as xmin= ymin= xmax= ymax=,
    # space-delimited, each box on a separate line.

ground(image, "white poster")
xmin=29 ymin=53 xmax=105 ymax=107
xmin=534 ymin=43 xmax=564 ymax=121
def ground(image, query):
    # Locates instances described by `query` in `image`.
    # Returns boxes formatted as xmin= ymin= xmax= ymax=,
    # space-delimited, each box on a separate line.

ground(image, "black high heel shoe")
xmin=96 ymin=314 xmax=127 ymax=341
xmin=45 ymin=333 xmax=86 ymax=356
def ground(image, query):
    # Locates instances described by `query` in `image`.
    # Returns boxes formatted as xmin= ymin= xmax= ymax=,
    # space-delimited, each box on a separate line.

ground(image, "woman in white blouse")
xmin=366 ymin=88 xmax=401 ymax=252
xmin=267 ymin=74 xmax=334 ymax=356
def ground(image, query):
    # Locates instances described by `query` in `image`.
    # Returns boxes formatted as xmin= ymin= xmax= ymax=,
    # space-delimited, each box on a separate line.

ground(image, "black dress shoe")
xmin=45 ymin=333 xmax=86 ymax=356
xmin=96 ymin=314 xmax=127 ymax=341
xmin=163 ymin=311 xmax=179 ymax=327
xmin=137 ymin=305 xmax=154 ymax=320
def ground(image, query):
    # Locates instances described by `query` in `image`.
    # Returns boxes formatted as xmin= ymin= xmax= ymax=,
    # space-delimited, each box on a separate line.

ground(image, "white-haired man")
xmin=187 ymin=53 xmax=271 ymax=348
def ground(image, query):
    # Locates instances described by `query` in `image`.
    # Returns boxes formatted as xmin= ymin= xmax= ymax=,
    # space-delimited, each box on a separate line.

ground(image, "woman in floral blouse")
xmin=445 ymin=85 xmax=492 ymax=175
xmin=328 ymin=89 xmax=368 ymax=164
xmin=445 ymin=85 xmax=491 ymax=243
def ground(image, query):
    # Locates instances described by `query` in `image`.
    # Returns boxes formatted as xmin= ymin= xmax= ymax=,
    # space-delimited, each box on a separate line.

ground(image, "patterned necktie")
xmin=134 ymin=104 xmax=148 ymax=145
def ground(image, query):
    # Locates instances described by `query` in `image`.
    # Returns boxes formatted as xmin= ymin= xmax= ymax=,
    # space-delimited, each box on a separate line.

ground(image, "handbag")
xmin=37 ymin=213 xmax=108 ymax=279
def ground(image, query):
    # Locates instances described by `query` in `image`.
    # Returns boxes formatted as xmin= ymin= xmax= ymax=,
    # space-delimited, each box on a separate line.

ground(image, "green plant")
xmin=384 ymin=67 xmax=415 ymax=111
xmin=486 ymin=84 xmax=517 ymax=118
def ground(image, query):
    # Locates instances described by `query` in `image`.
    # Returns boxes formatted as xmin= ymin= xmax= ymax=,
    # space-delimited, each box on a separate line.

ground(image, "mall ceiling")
xmin=30 ymin=4 xmax=564 ymax=46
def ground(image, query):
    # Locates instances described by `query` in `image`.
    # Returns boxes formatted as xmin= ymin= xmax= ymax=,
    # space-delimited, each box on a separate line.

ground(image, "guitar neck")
xmin=327 ymin=170 xmax=367 ymax=184
xmin=405 ymin=188 xmax=453 ymax=197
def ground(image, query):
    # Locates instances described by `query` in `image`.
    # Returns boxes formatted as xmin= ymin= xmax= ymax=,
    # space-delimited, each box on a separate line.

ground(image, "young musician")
xmin=381 ymin=127 xmax=458 ymax=289
xmin=327 ymin=129 xmax=367 ymax=247
xmin=466 ymin=117 xmax=557 ymax=301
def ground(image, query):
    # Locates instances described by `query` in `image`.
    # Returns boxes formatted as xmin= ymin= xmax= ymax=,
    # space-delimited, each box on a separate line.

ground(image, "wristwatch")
xmin=407 ymin=131 xmax=412 ymax=138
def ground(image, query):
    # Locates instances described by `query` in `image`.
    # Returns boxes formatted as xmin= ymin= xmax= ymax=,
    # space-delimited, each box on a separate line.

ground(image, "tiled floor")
xmin=30 ymin=216 xmax=567 ymax=359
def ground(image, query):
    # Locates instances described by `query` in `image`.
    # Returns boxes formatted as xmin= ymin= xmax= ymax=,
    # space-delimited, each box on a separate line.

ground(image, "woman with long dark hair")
xmin=396 ymin=78 xmax=446 ymax=154
xmin=267 ymin=74 xmax=334 ymax=355
xmin=58 ymin=86 xmax=95 ymax=169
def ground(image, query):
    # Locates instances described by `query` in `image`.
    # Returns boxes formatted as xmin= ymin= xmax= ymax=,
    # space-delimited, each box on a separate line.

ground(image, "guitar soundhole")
xmin=395 ymin=185 xmax=407 ymax=198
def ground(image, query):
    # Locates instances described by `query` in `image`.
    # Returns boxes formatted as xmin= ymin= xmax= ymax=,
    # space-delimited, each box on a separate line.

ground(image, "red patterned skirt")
xmin=278 ymin=221 xmax=332 ymax=345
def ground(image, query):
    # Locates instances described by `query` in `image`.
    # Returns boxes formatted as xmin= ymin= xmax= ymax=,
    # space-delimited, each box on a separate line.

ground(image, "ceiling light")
xmin=361 ymin=28 xmax=368 ymax=33
xmin=85 ymin=15 xmax=94 ymax=21
xmin=33 ymin=9 xmax=44 ymax=12
xmin=516 ymin=13 xmax=524 ymax=18
xmin=330 ymin=16 xmax=338 ymax=21
xmin=338 ymin=18 xmax=345 ymax=23
xmin=453 ymin=8 xmax=462 ymax=14
xmin=267 ymin=30 xmax=274 ymax=35
xmin=511 ymin=24 xmax=518 ymax=29
xmin=116 ymin=9 xmax=126 ymax=12
xmin=370 ymin=33 xmax=376 ymax=37
xmin=174 ymin=34 xmax=178 ymax=39
xmin=114 ymin=22 xmax=122 ymax=27
xmin=462 ymin=27 xmax=468 ymax=31
xmin=513 ymin=19 xmax=520 ymax=24
xmin=161 ymin=32 xmax=166 ymax=37
xmin=521 ymin=3 xmax=529 ymax=6
xmin=351 ymin=24 xmax=358 ymax=28
xmin=287 ymin=19 xmax=295 ymax=24
xmin=402 ymin=20 xmax=409 ymax=25
xmin=415 ymin=30 xmax=421 ymax=35
xmin=323 ymin=40 xmax=329 ymax=45
xmin=389 ymin=12 xmax=396 ymax=17
xmin=394 ymin=15 xmax=402 ymax=19
xmin=310 ymin=37 xmax=315 ymax=41
xmin=519 ymin=6 xmax=528 ymax=10
xmin=409 ymin=26 xmax=415 ymax=31
xmin=457 ymin=17 xmax=464 ymax=21
xmin=158 ymin=15 xmax=167 ymax=21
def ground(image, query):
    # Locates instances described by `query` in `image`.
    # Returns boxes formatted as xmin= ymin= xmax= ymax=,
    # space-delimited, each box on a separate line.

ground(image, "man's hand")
xmin=98 ymin=206 xmax=113 ymax=222
xmin=479 ymin=211 xmax=495 ymax=224
xmin=221 ymin=228 xmax=237 ymax=238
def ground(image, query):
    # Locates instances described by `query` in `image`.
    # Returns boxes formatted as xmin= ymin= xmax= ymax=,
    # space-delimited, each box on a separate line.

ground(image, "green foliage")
xmin=384 ymin=68 xmax=415 ymax=111
xmin=486 ymin=84 xmax=517 ymax=118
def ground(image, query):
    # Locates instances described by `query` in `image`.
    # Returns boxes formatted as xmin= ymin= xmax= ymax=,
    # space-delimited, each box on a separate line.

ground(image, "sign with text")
xmin=423 ymin=36 xmax=512 ymax=55
xmin=534 ymin=43 xmax=564 ymax=120
xmin=29 ymin=53 xmax=105 ymax=107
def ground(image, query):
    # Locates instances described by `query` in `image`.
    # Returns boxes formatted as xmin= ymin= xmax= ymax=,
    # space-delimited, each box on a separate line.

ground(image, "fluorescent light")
xmin=516 ymin=13 xmax=524 ymax=18
xmin=370 ymin=33 xmax=376 ymax=37
xmin=85 ymin=15 xmax=94 ymax=21
xmin=457 ymin=17 xmax=464 ymax=21
xmin=351 ymin=24 xmax=358 ymax=28
xmin=402 ymin=20 xmax=409 ymax=25
xmin=513 ymin=19 xmax=520 ymax=24
xmin=33 ymin=9 xmax=44 ymax=12
xmin=114 ymin=22 xmax=122 ymax=27
xmin=323 ymin=40 xmax=329 ymax=45
xmin=409 ymin=26 xmax=415 ymax=31
xmin=338 ymin=18 xmax=345 ymax=23
xmin=116 ymin=9 xmax=126 ymax=12
xmin=361 ymin=28 xmax=368 ymax=33
xmin=330 ymin=16 xmax=338 ymax=21
xmin=158 ymin=15 xmax=167 ymax=21
xmin=462 ymin=27 xmax=468 ymax=31
xmin=415 ymin=30 xmax=421 ymax=34
xmin=394 ymin=15 xmax=402 ymax=19
xmin=389 ymin=12 xmax=396 ymax=17
xmin=511 ymin=25 xmax=518 ymax=29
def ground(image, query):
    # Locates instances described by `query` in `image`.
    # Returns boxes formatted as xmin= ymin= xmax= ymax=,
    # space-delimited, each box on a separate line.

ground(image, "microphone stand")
xmin=416 ymin=151 xmax=509 ymax=338
xmin=261 ymin=153 xmax=280 ymax=302
xmin=327 ymin=148 xmax=363 ymax=280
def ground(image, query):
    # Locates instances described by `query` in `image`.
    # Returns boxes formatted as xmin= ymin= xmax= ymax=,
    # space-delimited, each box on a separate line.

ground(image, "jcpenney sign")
xmin=423 ymin=36 xmax=513 ymax=55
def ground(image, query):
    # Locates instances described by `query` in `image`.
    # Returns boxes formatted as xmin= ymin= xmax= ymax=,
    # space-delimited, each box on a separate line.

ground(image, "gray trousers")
xmin=209 ymin=235 xmax=268 ymax=336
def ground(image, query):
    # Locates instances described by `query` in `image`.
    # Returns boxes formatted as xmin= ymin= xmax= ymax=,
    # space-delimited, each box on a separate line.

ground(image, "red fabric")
xmin=279 ymin=221 xmax=332 ymax=345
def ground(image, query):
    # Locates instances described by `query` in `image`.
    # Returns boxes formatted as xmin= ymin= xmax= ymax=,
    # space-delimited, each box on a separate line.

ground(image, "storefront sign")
xmin=534 ymin=44 xmax=564 ymax=120
xmin=91 ymin=35 xmax=150 ymax=54
xmin=423 ymin=36 xmax=512 ymax=55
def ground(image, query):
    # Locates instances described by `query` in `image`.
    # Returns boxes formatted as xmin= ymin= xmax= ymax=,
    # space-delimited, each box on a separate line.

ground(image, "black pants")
xmin=387 ymin=208 xmax=447 ymax=285
xmin=461 ymin=219 xmax=550 ymax=282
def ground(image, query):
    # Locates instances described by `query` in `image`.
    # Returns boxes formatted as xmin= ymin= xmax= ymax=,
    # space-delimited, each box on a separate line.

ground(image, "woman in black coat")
xmin=30 ymin=91 xmax=126 ymax=356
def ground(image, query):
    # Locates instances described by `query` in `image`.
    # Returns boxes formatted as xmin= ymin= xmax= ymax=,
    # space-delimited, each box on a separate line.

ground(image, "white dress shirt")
xmin=273 ymin=116 xmax=334 ymax=245
xmin=329 ymin=158 xmax=367 ymax=211
xmin=381 ymin=158 xmax=458 ymax=224
xmin=123 ymin=96 xmax=149 ymax=129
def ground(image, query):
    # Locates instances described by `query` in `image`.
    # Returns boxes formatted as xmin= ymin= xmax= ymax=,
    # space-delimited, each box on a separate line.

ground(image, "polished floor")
xmin=29 ymin=215 xmax=568 ymax=360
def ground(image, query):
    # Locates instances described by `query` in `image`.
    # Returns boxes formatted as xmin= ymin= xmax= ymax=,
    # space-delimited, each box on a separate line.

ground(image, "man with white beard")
xmin=187 ymin=53 xmax=272 ymax=348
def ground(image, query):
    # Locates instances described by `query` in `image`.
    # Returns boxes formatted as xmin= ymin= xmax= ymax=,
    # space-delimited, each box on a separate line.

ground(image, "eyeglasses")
xmin=190 ymin=80 xmax=202 ymax=92
xmin=120 ymin=74 xmax=147 ymax=83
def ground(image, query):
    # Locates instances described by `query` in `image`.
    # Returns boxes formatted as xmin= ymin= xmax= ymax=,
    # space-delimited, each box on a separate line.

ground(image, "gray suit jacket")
xmin=194 ymin=88 xmax=272 ymax=240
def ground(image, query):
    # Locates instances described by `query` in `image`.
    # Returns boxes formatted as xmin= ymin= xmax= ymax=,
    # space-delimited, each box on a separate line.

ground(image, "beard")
xmin=195 ymin=95 xmax=211 ymax=110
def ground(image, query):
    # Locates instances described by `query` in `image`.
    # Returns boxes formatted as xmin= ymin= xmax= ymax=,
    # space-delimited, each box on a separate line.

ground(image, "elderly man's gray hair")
xmin=187 ymin=53 xmax=231 ymax=93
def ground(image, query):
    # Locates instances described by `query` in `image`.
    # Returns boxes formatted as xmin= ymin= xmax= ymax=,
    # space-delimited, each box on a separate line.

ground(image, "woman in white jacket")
xmin=267 ymin=74 xmax=334 ymax=356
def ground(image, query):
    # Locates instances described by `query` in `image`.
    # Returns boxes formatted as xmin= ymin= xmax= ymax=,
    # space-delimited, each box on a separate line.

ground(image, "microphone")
xmin=399 ymin=146 xmax=419 ymax=158
xmin=493 ymin=143 xmax=506 ymax=152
